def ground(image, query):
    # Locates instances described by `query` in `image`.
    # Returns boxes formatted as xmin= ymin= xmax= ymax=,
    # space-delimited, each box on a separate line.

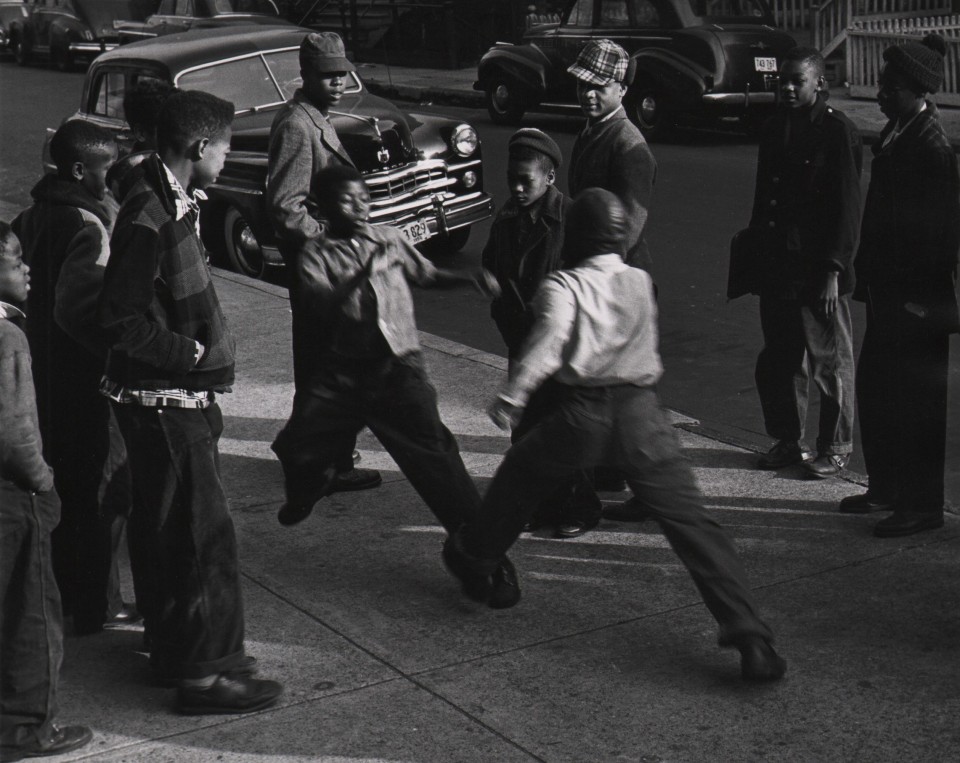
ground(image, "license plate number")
xmin=399 ymin=219 xmax=432 ymax=245
xmin=754 ymin=56 xmax=777 ymax=72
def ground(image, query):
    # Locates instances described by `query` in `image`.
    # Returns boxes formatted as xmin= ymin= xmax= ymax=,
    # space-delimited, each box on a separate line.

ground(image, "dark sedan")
xmin=115 ymin=0 xmax=291 ymax=44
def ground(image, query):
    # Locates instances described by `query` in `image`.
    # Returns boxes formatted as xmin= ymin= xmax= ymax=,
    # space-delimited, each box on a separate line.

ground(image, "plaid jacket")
xmin=99 ymin=153 xmax=236 ymax=392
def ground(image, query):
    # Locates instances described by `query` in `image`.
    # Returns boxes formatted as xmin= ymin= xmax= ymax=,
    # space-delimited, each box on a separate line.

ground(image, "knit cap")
xmin=562 ymin=188 xmax=627 ymax=265
xmin=883 ymin=33 xmax=946 ymax=94
xmin=508 ymin=128 xmax=562 ymax=170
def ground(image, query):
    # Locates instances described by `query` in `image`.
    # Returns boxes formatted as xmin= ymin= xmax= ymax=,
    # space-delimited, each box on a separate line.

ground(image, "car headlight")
xmin=451 ymin=124 xmax=478 ymax=157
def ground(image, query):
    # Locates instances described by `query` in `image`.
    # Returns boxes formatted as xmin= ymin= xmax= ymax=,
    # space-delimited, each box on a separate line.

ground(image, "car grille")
xmin=365 ymin=159 xmax=457 ymax=221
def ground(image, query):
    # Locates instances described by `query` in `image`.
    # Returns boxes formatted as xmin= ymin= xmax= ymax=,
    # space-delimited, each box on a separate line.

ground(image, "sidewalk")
xmin=355 ymin=61 xmax=960 ymax=146
xmin=46 ymin=268 xmax=960 ymax=762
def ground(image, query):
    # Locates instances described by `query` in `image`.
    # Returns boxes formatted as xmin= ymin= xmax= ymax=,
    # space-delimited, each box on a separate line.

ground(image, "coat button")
xmin=770 ymin=199 xmax=777 ymax=207
xmin=768 ymin=221 xmax=776 ymax=228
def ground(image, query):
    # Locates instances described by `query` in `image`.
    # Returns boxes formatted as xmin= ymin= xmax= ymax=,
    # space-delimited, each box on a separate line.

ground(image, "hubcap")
xmin=493 ymin=84 xmax=511 ymax=112
xmin=640 ymin=95 xmax=658 ymax=124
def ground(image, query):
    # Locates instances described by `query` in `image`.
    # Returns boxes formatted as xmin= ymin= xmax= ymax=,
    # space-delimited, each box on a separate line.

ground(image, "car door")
xmin=30 ymin=0 xmax=51 ymax=50
xmin=541 ymin=0 xmax=595 ymax=101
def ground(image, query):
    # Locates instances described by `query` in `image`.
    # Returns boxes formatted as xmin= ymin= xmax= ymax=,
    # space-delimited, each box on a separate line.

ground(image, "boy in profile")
xmin=109 ymin=79 xmax=176 ymax=202
xmin=481 ymin=128 xmax=601 ymax=538
xmin=99 ymin=90 xmax=282 ymax=714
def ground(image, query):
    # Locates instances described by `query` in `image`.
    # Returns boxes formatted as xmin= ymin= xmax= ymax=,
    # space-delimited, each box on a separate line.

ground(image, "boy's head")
xmin=156 ymin=90 xmax=234 ymax=189
xmin=568 ymin=39 xmax=632 ymax=121
xmin=312 ymin=164 xmax=369 ymax=233
xmin=879 ymin=34 xmax=945 ymax=119
xmin=779 ymin=48 xmax=825 ymax=110
xmin=50 ymin=120 xmax=118 ymax=201
xmin=123 ymin=79 xmax=177 ymax=149
xmin=0 ymin=223 xmax=29 ymax=305
xmin=300 ymin=32 xmax=355 ymax=113
xmin=562 ymin=188 xmax=627 ymax=266
xmin=507 ymin=128 xmax=560 ymax=208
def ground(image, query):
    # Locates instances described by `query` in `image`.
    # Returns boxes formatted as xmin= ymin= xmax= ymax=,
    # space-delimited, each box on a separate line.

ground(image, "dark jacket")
xmin=569 ymin=107 xmax=657 ymax=271
xmin=99 ymin=153 xmax=236 ymax=391
xmin=481 ymin=185 xmax=568 ymax=354
xmin=750 ymin=95 xmax=863 ymax=300
xmin=854 ymin=102 xmax=960 ymax=314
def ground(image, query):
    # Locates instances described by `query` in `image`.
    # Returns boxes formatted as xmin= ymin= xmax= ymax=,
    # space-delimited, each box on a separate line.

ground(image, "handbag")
xmin=727 ymin=227 xmax=763 ymax=300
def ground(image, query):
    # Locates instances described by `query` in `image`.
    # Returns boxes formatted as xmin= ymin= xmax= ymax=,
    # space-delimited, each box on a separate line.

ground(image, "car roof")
xmin=96 ymin=25 xmax=309 ymax=72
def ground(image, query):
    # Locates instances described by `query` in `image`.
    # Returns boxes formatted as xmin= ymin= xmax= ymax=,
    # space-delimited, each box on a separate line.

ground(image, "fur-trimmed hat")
xmin=883 ymin=33 xmax=946 ymax=94
xmin=300 ymin=32 xmax=355 ymax=74
xmin=508 ymin=128 xmax=562 ymax=170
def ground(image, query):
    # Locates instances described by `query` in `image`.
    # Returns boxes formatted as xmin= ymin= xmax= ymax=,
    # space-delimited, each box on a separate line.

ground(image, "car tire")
xmin=625 ymin=84 xmax=673 ymax=141
xmin=223 ymin=206 xmax=266 ymax=279
xmin=52 ymin=44 xmax=75 ymax=72
xmin=12 ymin=34 xmax=30 ymax=66
xmin=419 ymin=227 xmax=470 ymax=258
xmin=485 ymin=79 xmax=525 ymax=125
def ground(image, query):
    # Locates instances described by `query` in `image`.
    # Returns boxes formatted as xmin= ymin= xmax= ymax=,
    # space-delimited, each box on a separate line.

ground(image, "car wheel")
xmin=52 ymin=45 xmax=74 ymax=72
xmin=485 ymin=79 xmax=525 ymax=125
xmin=12 ymin=34 xmax=29 ymax=66
xmin=420 ymin=227 xmax=470 ymax=258
xmin=626 ymin=85 xmax=673 ymax=141
xmin=223 ymin=207 xmax=266 ymax=279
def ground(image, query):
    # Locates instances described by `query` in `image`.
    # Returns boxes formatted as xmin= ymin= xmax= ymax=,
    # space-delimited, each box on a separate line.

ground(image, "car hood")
xmin=78 ymin=0 xmax=155 ymax=36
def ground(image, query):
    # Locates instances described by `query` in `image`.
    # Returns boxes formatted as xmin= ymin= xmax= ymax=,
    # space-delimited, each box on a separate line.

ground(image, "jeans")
xmin=756 ymin=294 xmax=855 ymax=455
xmin=113 ymin=402 xmax=246 ymax=680
xmin=463 ymin=384 xmax=774 ymax=646
xmin=272 ymin=354 xmax=480 ymax=533
xmin=0 ymin=481 xmax=63 ymax=751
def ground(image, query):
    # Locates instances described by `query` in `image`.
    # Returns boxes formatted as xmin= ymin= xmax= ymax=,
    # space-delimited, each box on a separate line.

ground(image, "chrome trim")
xmin=368 ymin=177 xmax=458 ymax=207
xmin=364 ymin=159 xmax=447 ymax=184
xmin=702 ymin=92 xmax=776 ymax=105
xmin=447 ymin=158 xmax=482 ymax=170
xmin=70 ymin=42 xmax=117 ymax=52
xmin=367 ymin=191 xmax=486 ymax=222
xmin=538 ymin=102 xmax=581 ymax=110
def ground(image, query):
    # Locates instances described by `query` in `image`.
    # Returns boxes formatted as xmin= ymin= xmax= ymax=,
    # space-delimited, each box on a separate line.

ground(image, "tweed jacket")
xmin=750 ymin=95 xmax=863 ymax=300
xmin=266 ymin=89 xmax=355 ymax=254
xmin=99 ymin=153 xmax=236 ymax=392
xmin=569 ymin=106 xmax=657 ymax=271
xmin=481 ymin=185 xmax=568 ymax=354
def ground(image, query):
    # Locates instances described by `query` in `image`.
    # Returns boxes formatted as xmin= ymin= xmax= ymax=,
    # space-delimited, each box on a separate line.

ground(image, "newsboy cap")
xmin=567 ymin=39 xmax=629 ymax=86
xmin=508 ymin=128 xmax=562 ymax=170
xmin=300 ymin=32 xmax=355 ymax=74
xmin=883 ymin=33 xmax=946 ymax=94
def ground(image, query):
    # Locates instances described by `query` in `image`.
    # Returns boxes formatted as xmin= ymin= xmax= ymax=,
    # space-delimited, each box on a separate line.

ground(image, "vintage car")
xmin=115 ymin=0 xmax=290 ymax=44
xmin=51 ymin=25 xmax=492 ymax=277
xmin=0 ymin=0 xmax=27 ymax=53
xmin=8 ymin=0 xmax=156 ymax=69
xmin=475 ymin=0 xmax=796 ymax=138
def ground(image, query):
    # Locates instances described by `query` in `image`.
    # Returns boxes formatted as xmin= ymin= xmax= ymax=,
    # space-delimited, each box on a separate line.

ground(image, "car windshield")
xmin=687 ymin=0 xmax=768 ymax=21
xmin=211 ymin=0 xmax=278 ymax=15
xmin=75 ymin=0 xmax=155 ymax=27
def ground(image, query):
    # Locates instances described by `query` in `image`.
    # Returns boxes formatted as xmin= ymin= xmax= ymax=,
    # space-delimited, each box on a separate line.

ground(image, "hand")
xmin=818 ymin=272 xmax=839 ymax=318
xmin=194 ymin=340 xmax=205 ymax=366
xmin=473 ymin=268 xmax=502 ymax=299
xmin=487 ymin=397 xmax=520 ymax=431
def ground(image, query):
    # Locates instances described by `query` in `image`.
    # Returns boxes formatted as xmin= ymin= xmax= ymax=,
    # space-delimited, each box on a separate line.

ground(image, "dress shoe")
xmin=802 ymin=453 xmax=849 ymax=479
xmin=278 ymin=501 xmax=316 ymax=526
xmin=602 ymin=496 xmax=651 ymax=523
xmin=555 ymin=516 xmax=600 ymax=538
xmin=330 ymin=468 xmax=382 ymax=493
xmin=758 ymin=440 xmax=809 ymax=470
xmin=873 ymin=510 xmax=944 ymax=538
xmin=489 ymin=558 xmax=521 ymax=609
xmin=441 ymin=536 xmax=491 ymax=603
xmin=176 ymin=673 xmax=283 ymax=715
xmin=154 ymin=654 xmax=258 ymax=688
xmin=0 ymin=724 xmax=93 ymax=761
xmin=838 ymin=492 xmax=895 ymax=514
xmin=104 ymin=603 xmax=142 ymax=629
xmin=737 ymin=638 xmax=787 ymax=682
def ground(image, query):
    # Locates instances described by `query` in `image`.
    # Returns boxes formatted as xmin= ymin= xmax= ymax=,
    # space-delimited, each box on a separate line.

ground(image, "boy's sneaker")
xmin=177 ymin=674 xmax=283 ymax=715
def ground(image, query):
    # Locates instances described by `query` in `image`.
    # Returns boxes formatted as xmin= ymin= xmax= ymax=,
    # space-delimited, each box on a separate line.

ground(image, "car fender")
xmin=49 ymin=19 xmax=80 ymax=48
xmin=630 ymin=48 xmax=711 ymax=111
xmin=476 ymin=44 xmax=552 ymax=101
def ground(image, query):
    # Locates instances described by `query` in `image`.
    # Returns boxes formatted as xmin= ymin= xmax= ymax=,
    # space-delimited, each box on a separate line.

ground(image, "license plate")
xmin=399 ymin=218 xmax=432 ymax=245
xmin=754 ymin=56 xmax=777 ymax=72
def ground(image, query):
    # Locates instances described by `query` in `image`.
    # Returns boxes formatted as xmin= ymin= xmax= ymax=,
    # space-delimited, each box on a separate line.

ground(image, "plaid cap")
xmin=567 ymin=39 xmax=629 ymax=86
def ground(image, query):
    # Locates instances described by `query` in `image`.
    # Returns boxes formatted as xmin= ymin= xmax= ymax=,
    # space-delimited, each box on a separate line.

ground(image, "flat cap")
xmin=508 ymin=128 xmax=562 ymax=170
xmin=300 ymin=32 xmax=355 ymax=74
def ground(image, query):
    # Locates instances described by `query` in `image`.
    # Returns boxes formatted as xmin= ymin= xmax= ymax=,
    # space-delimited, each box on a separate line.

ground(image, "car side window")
xmin=157 ymin=0 xmax=175 ymax=13
xmin=599 ymin=0 xmax=629 ymax=26
xmin=262 ymin=50 xmax=362 ymax=100
xmin=177 ymin=56 xmax=282 ymax=113
xmin=565 ymin=0 xmax=593 ymax=27
xmin=630 ymin=0 xmax=660 ymax=26
xmin=175 ymin=0 xmax=193 ymax=16
xmin=92 ymin=71 xmax=126 ymax=120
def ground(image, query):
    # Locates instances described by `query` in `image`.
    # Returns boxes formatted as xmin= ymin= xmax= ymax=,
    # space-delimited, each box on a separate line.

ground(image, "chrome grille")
xmin=365 ymin=159 xmax=451 ymax=207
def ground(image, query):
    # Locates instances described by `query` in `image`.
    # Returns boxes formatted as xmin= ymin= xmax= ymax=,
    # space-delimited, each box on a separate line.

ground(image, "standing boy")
xmin=267 ymin=30 xmax=380 ymax=494
xmin=446 ymin=190 xmax=786 ymax=682
xmin=750 ymin=48 xmax=862 ymax=477
xmin=99 ymin=90 xmax=283 ymax=713
xmin=481 ymin=127 xmax=601 ymax=538
xmin=1 ymin=223 xmax=93 ymax=761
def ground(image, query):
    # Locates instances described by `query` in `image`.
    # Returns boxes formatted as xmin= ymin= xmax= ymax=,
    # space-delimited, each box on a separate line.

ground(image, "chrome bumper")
xmin=69 ymin=41 xmax=118 ymax=54
xmin=701 ymin=91 xmax=777 ymax=107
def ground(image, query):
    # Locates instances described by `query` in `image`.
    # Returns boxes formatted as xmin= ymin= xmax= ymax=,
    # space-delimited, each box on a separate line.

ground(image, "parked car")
xmin=47 ymin=25 xmax=492 ymax=277
xmin=115 ymin=0 xmax=290 ymax=44
xmin=0 ymin=0 xmax=27 ymax=54
xmin=475 ymin=0 xmax=796 ymax=138
xmin=8 ymin=0 xmax=156 ymax=69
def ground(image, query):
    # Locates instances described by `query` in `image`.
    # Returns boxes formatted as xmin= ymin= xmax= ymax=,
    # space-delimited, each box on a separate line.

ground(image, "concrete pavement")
xmin=45 ymin=267 xmax=960 ymax=762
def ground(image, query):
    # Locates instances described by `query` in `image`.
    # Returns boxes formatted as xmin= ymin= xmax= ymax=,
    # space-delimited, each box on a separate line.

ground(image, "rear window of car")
xmin=211 ymin=0 xmax=278 ymax=14
xmin=687 ymin=0 xmax=767 ymax=20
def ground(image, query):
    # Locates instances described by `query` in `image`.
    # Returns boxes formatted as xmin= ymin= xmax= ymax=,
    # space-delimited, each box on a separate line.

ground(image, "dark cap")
xmin=883 ymin=33 xmax=946 ymax=94
xmin=508 ymin=128 xmax=562 ymax=170
xmin=562 ymin=188 xmax=628 ymax=265
xmin=300 ymin=32 xmax=355 ymax=75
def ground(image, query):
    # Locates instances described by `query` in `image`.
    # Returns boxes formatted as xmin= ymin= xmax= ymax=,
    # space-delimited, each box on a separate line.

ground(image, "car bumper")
xmin=701 ymin=91 xmax=778 ymax=108
xmin=69 ymin=41 xmax=118 ymax=54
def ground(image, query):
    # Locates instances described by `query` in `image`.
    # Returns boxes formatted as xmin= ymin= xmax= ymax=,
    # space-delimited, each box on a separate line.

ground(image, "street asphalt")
xmin=44 ymin=267 xmax=960 ymax=762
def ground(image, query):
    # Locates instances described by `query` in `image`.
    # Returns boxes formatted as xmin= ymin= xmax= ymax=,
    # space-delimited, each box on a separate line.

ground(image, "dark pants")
xmin=463 ymin=385 xmax=773 ymax=645
xmin=0 ymin=481 xmax=63 ymax=752
xmin=113 ymin=402 xmax=246 ymax=680
xmin=272 ymin=354 xmax=480 ymax=532
xmin=857 ymin=296 xmax=950 ymax=511
xmin=756 ymin=294 xmax=855 ymax=454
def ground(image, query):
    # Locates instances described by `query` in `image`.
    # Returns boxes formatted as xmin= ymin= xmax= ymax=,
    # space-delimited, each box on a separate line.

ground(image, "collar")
xmin=159 ymin=161 xmax=206 ymax=222
xmin=575 ymin=253 xmax=627 ymax=270
xmin=0 ymin=301 xmax=25 ymax=320
xmin=293 ymin=89 xmax=333 ymax=127
xmin=592 ymin=104 xmax=625 ymax=126
xmin=499 ymin=184 xmax=565 ymax=222
xmin=879 ymin=101 xmax=930 ymax=151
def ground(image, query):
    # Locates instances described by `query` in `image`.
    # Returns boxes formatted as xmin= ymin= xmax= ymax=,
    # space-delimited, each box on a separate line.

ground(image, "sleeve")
xmin=390 ymin=227 xmax=437 ymax=285
xmin=99 ymin=217 xmax=198 ymax=374
xmin=293 ymin=238 xmax=337 ymax=308
xmin=54 ymin=220 xmax=111 ymax=357
xmin=499 ymin=278 xmax=576 ymax=409
xmin=608 ymin=136 xmax=656 ymax=255
xmin=920 ymin=142 xmax=960 ymax=275
xmin=0 ymin=331 xmax=53 ymax=492
xmin=266 ymin=114 xmax=323 ymax=247
xmin=820 ymin=121 xmax=863 ymax=272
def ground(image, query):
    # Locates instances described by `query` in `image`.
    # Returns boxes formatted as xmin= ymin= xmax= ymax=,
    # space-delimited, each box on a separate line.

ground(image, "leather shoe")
xmin=177 ymin=673 xmax=283 ymax=715
xmin=154 ymin=654 xmax=258 ymax=688
xmin=0 ymin=724 xmax=93 ymax=761
xmin=330 ymin=468 xmax=381 ymax=493
xmin=442 ymin=536 xmax=491 ymax=603
xmin=758 ymin=440 xmax=808 ymax=470
xmin=838 ymin=492 xmax=895 ymax=514
xmin=873 ymin=510 xmax=944 ymax=538
xmin=802 ymin=453 xmax=849 ymax=479
xmin=489 ymin=558 xmax=521 ymax=609
xmin=738 ymin=638 xmax=787 ymax=682
xmin=278 ymin=501 xmax=316 ymax=526
xmin=602 ymin=496 xmax=650 ymax=523
xmin=555 ymin=516 xmax=599 ymax=538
